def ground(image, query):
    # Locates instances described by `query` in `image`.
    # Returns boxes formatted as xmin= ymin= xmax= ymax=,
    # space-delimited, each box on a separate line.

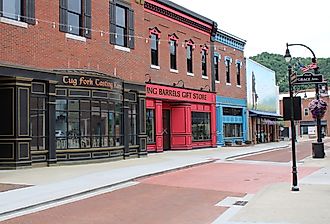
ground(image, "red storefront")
xmin=146 ymin=83 xmax=216 ymax=152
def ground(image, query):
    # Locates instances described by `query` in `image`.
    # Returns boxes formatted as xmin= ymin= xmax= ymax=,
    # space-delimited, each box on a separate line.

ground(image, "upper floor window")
xmin=225 ymin=57 xmax=232 ymax=83
xmin=214 ymin=55 xmax=220 ymax=82
xmin=0 ymin=0 xmax=35 ymax=24
xmin=201 ymin=49 xmax=207 ymax=77
xmin=304 ymin=108 xmax=309 ymax=116
xmin=236 ymin=61 xmax=241 ymax=86
xmin=169 ymin=39 xmax=177 ymax=70
xmin=150 ymin=33 xmax=159 ymax=66
xmin=186 ymin=45 xmax=193 ymax=74
xmin=110 ymin=1 xmax=135 ymax=49
xmin=60 ymin=0 xmax=91 ymax=38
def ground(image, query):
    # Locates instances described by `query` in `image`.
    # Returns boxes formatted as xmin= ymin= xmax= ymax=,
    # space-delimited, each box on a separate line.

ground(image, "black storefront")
xmin=0 ymin=64 xmax=147 ymax=169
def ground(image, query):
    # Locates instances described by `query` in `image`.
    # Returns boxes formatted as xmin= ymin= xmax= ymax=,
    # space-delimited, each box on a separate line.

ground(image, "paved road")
xmin=1 ymin=140 xmax=326 ymax=224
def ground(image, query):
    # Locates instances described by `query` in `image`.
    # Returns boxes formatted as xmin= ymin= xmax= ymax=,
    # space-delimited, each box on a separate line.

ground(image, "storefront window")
xmin=55 ymin=99 xmax=123 ymax=149
xmin=146 ymin=109 xmax=155 ymax=143
xmin=192 ymin=112 xmax=210 ymax=141
xmin=224 ymin=123 xmax=242 ymax=137
xmin=30 ymin=96 xmax=46 ymax=151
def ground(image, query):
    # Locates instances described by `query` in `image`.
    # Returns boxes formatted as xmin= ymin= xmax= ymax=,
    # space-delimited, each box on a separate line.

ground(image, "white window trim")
xmin=65 ymin=33 xmax=86 ymax=42
xmin=226 ymin=82 xmax=232 ymax=86
xmin=170 ymin=69 xmax=179 ymax=74
xmin=115 ymin=45 xmax=131 ymax=52
xmin=236 ymin=85 xmax=241 ymax=88
xmin=187 ymin=72 xmax=194 ymax=77
xmin=215 ymin=80 xmax=220 ymax=84
xmin=202 ymin=76 xmax=209 ymax=80
xmin=0 ymin=17 xmax=28 ymax=28
xmin=151 ymin=65 xmax=160 ymax=70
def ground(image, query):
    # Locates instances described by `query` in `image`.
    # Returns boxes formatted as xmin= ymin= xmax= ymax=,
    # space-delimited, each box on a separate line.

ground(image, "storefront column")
xmin=46 ymin=81 xmax=57 ymax=165
xmin=0 ymin=78 xmax=32 ymax=169
xmin=137 ymin=94 xmax=147 ymax=157
xmin=211 ymin=103 xmax=217 ymax=147
xmin=242 ymin=108 xmax=248 ymax=142
xmin=123 ymin=101 xmax=130 ymax=158
xmin=155 ymin=100 xmax=163 ymax=152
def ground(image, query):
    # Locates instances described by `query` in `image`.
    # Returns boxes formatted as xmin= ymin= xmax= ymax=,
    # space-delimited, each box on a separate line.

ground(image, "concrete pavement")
xmin=1 ymin=139 xmax=329 ymax=224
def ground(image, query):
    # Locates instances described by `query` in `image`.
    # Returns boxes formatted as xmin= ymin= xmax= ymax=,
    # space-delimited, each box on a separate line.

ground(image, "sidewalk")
xmin=228 ymin=141 xmax=330 ymax=224
xmin=0 ymin=141 xmax=289 ymax=221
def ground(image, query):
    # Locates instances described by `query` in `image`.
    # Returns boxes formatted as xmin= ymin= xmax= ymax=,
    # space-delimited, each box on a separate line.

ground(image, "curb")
xmin=0 ymin=159 xmax=216 ymax=220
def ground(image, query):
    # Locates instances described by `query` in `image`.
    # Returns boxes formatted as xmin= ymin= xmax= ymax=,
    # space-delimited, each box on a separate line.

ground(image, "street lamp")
xmin=285 ymin=43 xmax=324 ymax=158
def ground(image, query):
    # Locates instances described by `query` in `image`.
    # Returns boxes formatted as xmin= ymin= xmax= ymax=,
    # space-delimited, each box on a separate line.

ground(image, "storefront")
xmin=146 ymin=83 xmax=216 ymax=152
xmin=0 ymin=65 xmax=146 ymax=169
xmin=216 ymin=96 xmax=248 ymax=145
xmin=249 ymin=110 xmax=281 ymax=144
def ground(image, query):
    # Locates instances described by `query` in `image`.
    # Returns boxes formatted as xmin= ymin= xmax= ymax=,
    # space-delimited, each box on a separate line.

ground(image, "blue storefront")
xmin=216 ymin=96 xmax=248 ymax=145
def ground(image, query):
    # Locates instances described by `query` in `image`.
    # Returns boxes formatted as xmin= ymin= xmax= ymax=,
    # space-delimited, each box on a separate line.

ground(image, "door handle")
xmin=162 ymin=129 xmax=168 ymax=135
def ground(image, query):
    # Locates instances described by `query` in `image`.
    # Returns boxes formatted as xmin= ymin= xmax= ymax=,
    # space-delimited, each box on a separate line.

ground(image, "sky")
xmin=171 ymin=0 xmax=330 ymax=58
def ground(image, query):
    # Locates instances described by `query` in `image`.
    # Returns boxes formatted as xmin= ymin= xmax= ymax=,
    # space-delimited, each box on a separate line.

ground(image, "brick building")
xmin=0 ymin=0 xmax=245 ymax=168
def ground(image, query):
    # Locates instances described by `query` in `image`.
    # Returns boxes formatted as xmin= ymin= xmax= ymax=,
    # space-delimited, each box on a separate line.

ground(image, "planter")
xmin=244 ymin=140 xmax=252 ymax=145
xmin=312 ymin=142 xmax=325 ymax=158
xmin=235 ymin=140 xmax=243 ymax=145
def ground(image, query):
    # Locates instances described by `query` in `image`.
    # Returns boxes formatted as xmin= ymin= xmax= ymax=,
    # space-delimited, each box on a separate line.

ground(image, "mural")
xmin=246 ymin=59 xmax=278 ymax=113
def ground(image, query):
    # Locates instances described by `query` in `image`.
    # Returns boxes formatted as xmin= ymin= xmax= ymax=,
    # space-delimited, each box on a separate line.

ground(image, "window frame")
xmin=214 ymin=55 xmax=219 ymax=82
xmin=146 ymin=109 xmax=155 ymax=144
xmin=0 ymin=0 xmax=35 ymax=24
xmin=67 ymin=0 xmax=83 ymax=36
xmin=186 ymin=44 xmax=193 ymax=74
xmin=192 ymin=112 xmax=211 ymax=142
xmin=169 ymin=39 xmax=177 ymax=70
xmin=236 ymin=61 xmax=241 ymax=86
xmin=150 ymin=33 xmax=159 ymax=66
xmin=225 ymin=58 xmax=231 ymax=84
xmin=201 ymin=49 xmax=207 ymax=77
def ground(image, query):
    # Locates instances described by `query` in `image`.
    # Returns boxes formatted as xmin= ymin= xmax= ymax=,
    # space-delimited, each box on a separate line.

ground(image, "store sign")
xmin=60 ymin=75 xmax=122 ymax=90
xmin=146 ymin=83 xmax=214 ymax=103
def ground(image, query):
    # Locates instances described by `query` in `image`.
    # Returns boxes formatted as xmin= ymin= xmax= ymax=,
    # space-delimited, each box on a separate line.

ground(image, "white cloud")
xmin=171 ymin=0 xmax=330 ymax=58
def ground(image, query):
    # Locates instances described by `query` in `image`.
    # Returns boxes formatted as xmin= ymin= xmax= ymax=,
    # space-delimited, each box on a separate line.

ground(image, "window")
xmin=224 ymin=123 xmax=242 ymax=137
xmin=202 ymin=49 xmax=207 ymax=77
xmin=192 ymin=112 xmax=211 ymax=141
xmin=225 ymin=58 xmax=231 ymax=83
xmin=146 ymin=109 xmax=155 ymax=143
xmin=128 ymin=103 xmax=137 ymax=145
xmin=30 ymin=96 xmax=46 ymax=151
xmin=59 ymin=0 xmax=91 ymax=38
xmin=110 ymin=2 xmax=134 ymax=48
xmin=304 ymin=108 xmax=309 ymax=116
xmin=170 ymin=39 xmax=177 ymax=70
xmin=55 ymin=99 xmax=123 ymax=150
xmin=151 ymin=34 xmax=159 ymax=66
xmin=214 ymin=55 xmax=219 ymax=82
xmin=187 ymin=45 xmax=193 ymax=73
xmin=1 ymin=0 xmax=35 ymax=24
xmin=236 ymin=61 xmax=241 ymax=86
xmin=223 ymin=107 xmax=242 ymax=116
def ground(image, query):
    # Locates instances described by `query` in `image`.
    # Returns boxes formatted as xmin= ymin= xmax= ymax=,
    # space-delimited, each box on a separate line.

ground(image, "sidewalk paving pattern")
xmin=0 ymin=139 xmax=329 ymax=223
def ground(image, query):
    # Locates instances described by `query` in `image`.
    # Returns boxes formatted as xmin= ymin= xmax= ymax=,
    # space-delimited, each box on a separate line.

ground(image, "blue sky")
xmin=171 ymin=0 xmax=330 ymax=58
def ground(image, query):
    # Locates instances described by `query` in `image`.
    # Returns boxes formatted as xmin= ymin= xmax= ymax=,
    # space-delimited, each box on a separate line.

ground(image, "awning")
xmin=249 ymin=109 xmax=282 ymax=118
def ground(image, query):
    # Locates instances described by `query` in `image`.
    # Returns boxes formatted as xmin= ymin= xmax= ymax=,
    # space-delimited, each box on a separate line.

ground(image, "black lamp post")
xmin=285 ymin=43 xmax=324 ymax=158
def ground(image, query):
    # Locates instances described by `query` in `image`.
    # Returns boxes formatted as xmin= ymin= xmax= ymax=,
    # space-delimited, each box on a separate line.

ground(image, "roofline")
xmin=155 ymin=0 xmax=214 ymax=25
xmin=246 ymin=58 xmax=276 ymax=74
xmin=217 ymin=29 xmax=246 ymax=44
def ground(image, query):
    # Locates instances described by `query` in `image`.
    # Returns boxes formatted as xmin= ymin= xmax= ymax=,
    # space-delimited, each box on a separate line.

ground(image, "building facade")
xmin=0 ymin=0 xmax=224 ymax=168
xmin=213 ymin=30 xmax=247 ymax=145
xmin=246 ymin=59 xmax=281 ymax=144
xmin=143 ymin=0 xmax=217 ymax=151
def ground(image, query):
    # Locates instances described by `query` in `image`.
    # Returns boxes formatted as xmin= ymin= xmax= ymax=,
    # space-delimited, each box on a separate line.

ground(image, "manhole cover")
xmin=233 ymin=201 xmax=248 ymax=206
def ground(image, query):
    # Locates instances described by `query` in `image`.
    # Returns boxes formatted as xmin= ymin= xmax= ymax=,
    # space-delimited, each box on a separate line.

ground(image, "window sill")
xmin=215 ymin=80 xmax=220 ymax=84
xmin=187 ymin=72 xmax=194 ymax=77
xmin=115 ymin=45 xmax=131 ymax=52
xmin=170 ymin=69 xmax=179 ymax=74
xmin=226 ymin=83 xmax=232 ymax=86
xmin=237 ymin=85 xmax=242 ymax=88
xmin=65 ymin=33 xmax=86 ymax=42
xmin=151 ymin=65 xmax=160 ymax=70
xmin=0 ymin=17 xmax=28 ymax=28
xmin=202 ymin=76 xmax=209 ymax=80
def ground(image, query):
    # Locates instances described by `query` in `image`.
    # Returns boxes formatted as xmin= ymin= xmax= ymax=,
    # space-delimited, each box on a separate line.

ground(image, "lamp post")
xmin=285 ymin=43 xmax=324 ymax=158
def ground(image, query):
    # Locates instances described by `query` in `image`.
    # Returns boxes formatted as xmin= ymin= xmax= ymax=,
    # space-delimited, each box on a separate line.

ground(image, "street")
xmin=0 ymin=139 xmax=329 ymax=224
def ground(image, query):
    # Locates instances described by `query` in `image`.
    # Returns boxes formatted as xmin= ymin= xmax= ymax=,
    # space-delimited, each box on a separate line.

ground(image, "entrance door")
xmin=162 ymin=110 xmax=171 ymax=150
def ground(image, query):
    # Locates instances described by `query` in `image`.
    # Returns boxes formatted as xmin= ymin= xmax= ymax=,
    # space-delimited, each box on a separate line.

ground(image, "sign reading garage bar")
xmin=146 ymin=83 xmax=214 ymax=103
xmin=59 ymin=75 xmax=122 ymax=90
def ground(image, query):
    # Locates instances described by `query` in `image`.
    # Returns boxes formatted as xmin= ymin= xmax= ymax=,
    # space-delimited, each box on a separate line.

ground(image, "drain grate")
xmin=233 ymin=200 xmax=248 ymax=206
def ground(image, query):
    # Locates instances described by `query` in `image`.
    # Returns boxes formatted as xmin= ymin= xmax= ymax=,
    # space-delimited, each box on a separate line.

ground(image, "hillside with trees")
xmin=250 ymin=52 xmax=330 ymax=93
